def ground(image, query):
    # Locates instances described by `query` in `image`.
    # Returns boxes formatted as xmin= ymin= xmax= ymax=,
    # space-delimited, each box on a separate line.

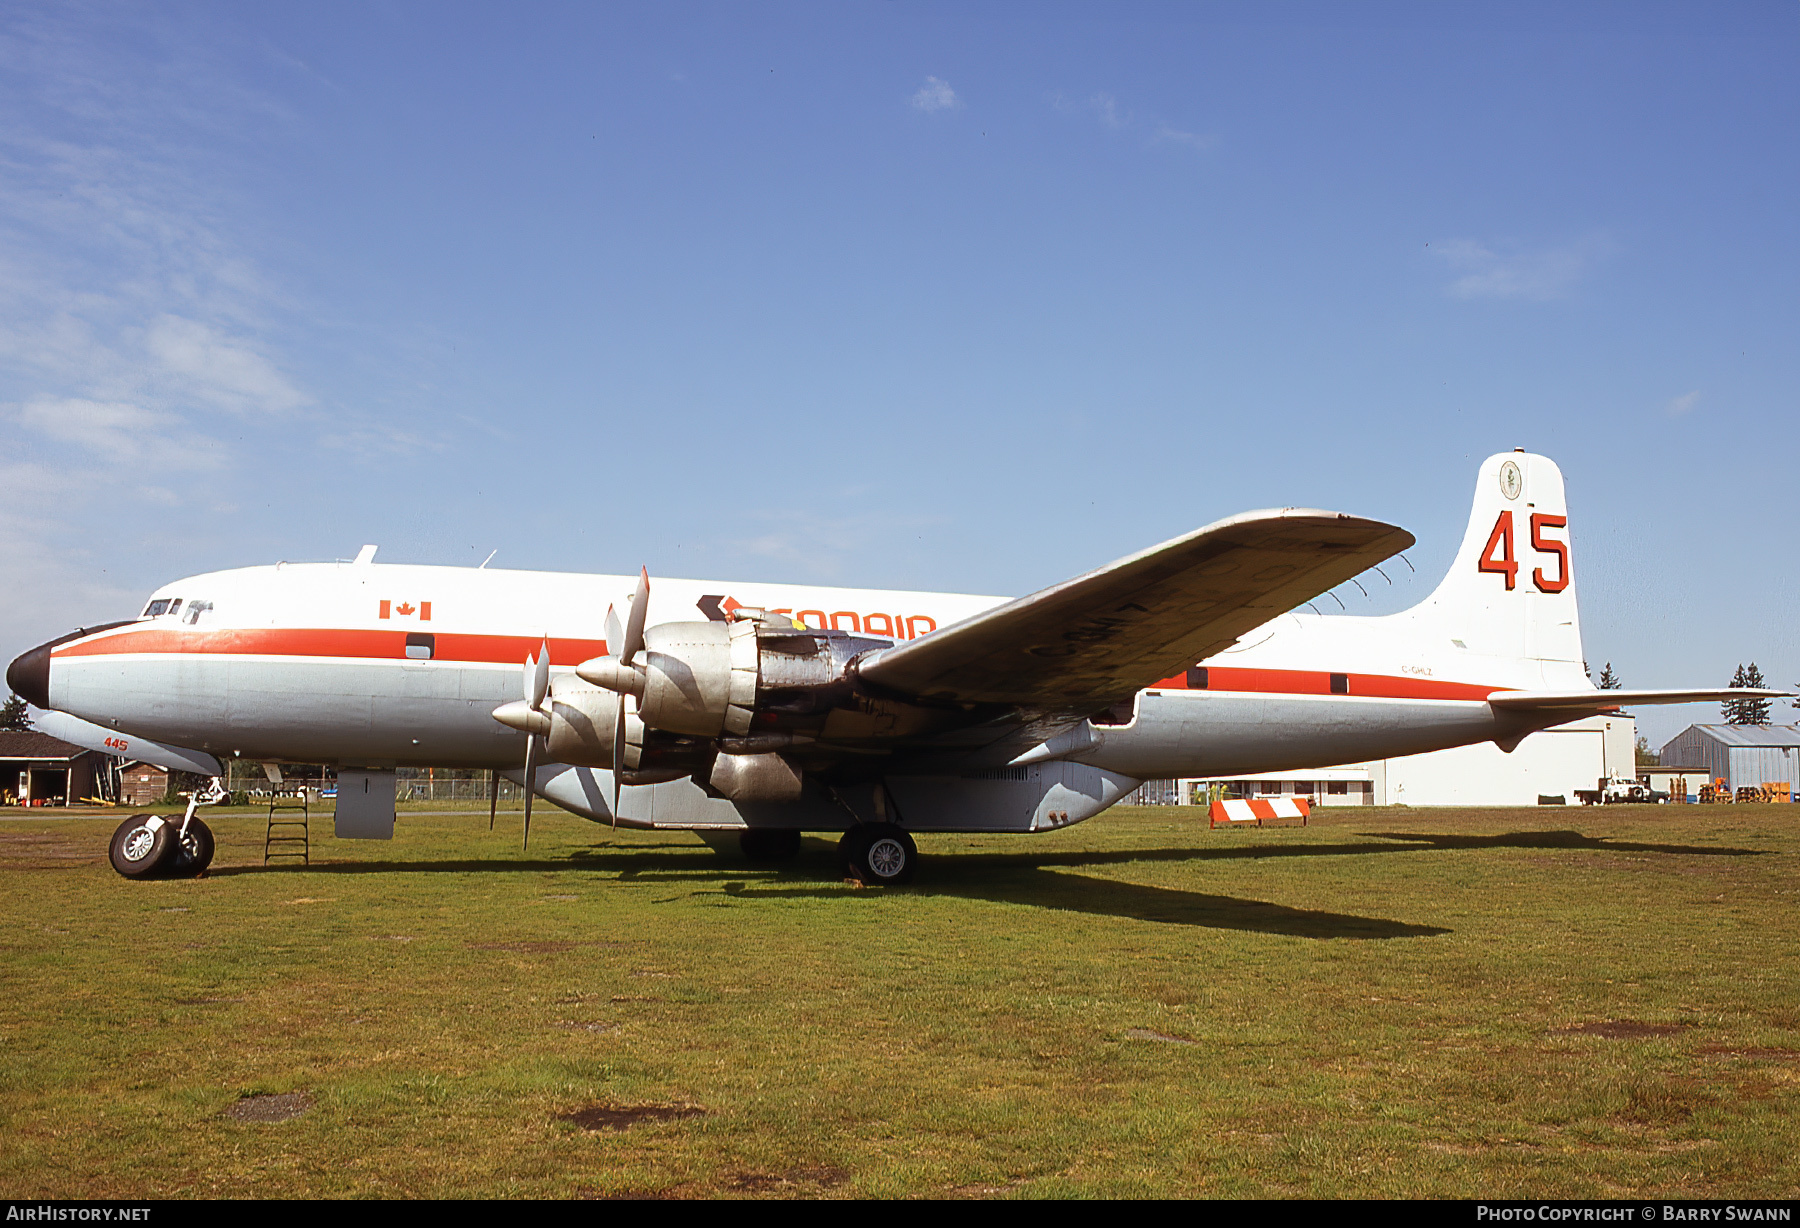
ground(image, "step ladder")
xmin=264 ymin=789 xmax=310 ymax=864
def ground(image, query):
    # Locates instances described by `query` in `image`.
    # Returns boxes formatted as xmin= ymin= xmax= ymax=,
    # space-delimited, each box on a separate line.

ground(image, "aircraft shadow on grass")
xmin=719 ymin=870 xmax=1449 ymax=940
xmin=205 ymin=828 xmax=1762 ymax=939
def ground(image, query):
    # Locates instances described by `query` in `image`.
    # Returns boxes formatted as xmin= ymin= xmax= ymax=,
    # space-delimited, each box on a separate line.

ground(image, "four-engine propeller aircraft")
xmin=10 ymin=451 xmax=1780 ymax=885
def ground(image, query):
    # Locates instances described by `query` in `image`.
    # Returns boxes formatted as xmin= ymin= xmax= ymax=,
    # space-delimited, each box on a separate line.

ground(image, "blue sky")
xmin=2 ymin=1 xmax=1795 ymax=745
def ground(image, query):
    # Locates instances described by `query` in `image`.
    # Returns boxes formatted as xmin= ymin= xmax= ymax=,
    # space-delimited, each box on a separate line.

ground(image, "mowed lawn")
xmin=1 ymin=801 xmax=1796 ymax=1199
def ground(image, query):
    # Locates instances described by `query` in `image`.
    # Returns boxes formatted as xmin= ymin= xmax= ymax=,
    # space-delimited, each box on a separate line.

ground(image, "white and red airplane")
xmin=10 ymin=450 xmax=1778 ymax=884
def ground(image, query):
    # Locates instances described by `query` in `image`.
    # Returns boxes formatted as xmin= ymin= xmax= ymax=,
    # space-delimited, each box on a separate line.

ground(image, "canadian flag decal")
xmin=379 ymin=600 xmax=433 ymax=620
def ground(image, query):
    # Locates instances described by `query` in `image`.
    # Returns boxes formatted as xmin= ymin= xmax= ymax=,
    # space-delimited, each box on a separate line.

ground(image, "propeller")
xmin=611 ymin=568 xmax=649 ymax=818
xmin=523 ymin=640 xmax=549 ymax=849
xmin=490 ymin=640 xmax=553 ymax=849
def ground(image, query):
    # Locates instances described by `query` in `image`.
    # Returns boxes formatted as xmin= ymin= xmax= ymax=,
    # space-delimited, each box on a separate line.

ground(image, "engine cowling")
xmin=540 ymin=681 xmax=624 ymax=767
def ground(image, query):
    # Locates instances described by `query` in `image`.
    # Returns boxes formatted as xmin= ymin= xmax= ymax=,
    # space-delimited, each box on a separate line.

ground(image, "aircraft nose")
xmin=7 ymin=639 xmax=52 ymax=709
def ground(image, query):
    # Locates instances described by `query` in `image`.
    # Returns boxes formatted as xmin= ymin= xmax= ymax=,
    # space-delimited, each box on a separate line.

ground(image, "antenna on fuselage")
xmin=479 ymin=549 xmax=498 ymax=569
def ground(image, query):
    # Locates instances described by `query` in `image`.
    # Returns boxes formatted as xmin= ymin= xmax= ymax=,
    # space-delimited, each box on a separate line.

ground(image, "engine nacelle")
xmin=560 ymin=619 xmax=895 ymax=796
xmin=542 ymin=681 xmax=627 ymax=767
xmin=576 ymin=620 xmax=760 ymax=737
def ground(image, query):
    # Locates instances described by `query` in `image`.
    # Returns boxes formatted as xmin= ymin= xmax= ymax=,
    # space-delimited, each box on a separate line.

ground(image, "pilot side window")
xmin=183 ymin=601 xmax=212 ymax=625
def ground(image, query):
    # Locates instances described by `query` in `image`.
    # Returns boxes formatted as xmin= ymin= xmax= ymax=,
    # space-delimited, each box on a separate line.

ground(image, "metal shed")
xmin=1658 ymin=724 xmax=1800 ymax=795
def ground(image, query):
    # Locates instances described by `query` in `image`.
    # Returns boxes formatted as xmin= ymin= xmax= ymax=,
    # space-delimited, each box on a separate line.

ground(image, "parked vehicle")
xmin=1574 ymin=775 xmax=1670 ymax=805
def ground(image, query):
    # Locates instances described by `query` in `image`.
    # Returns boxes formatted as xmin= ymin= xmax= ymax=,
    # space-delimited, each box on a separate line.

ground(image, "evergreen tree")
xmin=1597 ymin=663 xmax=1622 ymax=690
xmin=0 ymin=693 xmax=31 ymax=732
xmin=1723 ymin=663 xmax=1772 ymax=725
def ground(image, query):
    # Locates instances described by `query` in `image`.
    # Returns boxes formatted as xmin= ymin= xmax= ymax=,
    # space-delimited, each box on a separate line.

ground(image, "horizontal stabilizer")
xmin=1489 ymin=688 xmax=1791 ymax=713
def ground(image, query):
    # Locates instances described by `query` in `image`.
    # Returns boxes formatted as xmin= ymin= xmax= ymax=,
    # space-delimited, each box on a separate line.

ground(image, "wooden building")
xmin=119 ymin=762 xmax=171 ymax=806
xmin=0 ymin=732 xmax=105 ymax=807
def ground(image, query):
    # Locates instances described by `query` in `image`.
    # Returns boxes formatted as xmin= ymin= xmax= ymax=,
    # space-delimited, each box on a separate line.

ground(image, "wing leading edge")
xmin=855 ymin=509 xmax=1414 ymax=712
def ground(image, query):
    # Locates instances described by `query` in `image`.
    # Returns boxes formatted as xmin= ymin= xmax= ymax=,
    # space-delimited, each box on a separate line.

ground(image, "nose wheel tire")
xmin=168 ymin=817 xmax=215 ymax=877
xmin=108 ymin=815 xmax=176 ymax=879
xmin=738 ymin=828 xmax=802 ymax=862
xmin=839 ymin=823 xmax=917 ymax=886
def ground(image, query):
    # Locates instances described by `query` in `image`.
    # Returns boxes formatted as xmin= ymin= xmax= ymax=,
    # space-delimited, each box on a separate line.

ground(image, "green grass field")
xmin=2 ymin=801 xmax=1796 ymax=1199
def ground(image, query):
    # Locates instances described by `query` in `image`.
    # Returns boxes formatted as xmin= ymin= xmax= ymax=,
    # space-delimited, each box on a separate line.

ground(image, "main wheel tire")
xmin=738 ymin=828 xmax=801 ymax=862
xmin=841 ymin=823 xmax=917 ymax=886
xmin=109 ymin=814 xmax=176 ymax=879
xmin=166 ymin=817 xmax=215 ymax=877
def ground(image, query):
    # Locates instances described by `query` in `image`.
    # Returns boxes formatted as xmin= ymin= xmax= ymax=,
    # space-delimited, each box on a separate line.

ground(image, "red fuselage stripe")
xmin=51 ymin=627 xmax=610 ymax=667
xmin=1151 ymin=666 xmax=1505 ymax=702
xmin=56 ymin=628 xmax=1514 ymax=701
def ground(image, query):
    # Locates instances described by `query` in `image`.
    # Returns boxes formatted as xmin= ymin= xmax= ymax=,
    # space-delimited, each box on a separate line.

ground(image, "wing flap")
xmin=857 ymin=509 xmax=1414 ymax=709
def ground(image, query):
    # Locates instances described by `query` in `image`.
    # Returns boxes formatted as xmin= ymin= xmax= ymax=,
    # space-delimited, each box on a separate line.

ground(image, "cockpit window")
xmin=142 ymin=599 xmax=174 ymax=618
xmin=183 ymin=600 xmax=212 ymax=625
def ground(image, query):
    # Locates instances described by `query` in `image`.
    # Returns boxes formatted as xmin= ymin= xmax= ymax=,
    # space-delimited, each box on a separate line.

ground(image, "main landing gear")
xmin=108 ymin=792 xmax=217 ymax=880
xmin=838 ymin=823 xmax=917 ymax=886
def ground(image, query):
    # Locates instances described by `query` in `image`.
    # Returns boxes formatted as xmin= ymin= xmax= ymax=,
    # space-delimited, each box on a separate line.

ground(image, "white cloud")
xmin=1051 ymin=90 xmax=1216 ymax=154
xmin=12 ymin=397 xmax=226 ymax=470
xmin=141 ymin=314 xmax=307 ymax=414
xmin=0 ymin=12 xmax=329 ymax=660
xmin=1153 ymin=125 xmax=1217 ymax=151
xmin=1431 ymin=236 xmax=1610 ymax=301
xmin=1088 ymin=92 xmax=1125 ymax=128
xmin=1665 ymin=390 xmax=1701 ymax=417
xmin=725 ymin=508 xmax=946 ymax=581
xmin=910 ymin=76 xmax=959 ymax=113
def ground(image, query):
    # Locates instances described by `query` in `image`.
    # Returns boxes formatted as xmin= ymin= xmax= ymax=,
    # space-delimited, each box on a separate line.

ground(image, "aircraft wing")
xmin=856 ymin=509 xmax=1414 ymax=711
xmin=1488 ymin=688 xmax=1791 ymax=712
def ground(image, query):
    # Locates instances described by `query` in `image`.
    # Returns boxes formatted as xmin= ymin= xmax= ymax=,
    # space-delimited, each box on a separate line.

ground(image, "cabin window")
xmin=405 ymin=632 xmax=435 ymax=661
xmin=1330 ymin=673 xmax=1349 ymax=694
xmin=1186 ymin=667 xmax=1208 ymax=689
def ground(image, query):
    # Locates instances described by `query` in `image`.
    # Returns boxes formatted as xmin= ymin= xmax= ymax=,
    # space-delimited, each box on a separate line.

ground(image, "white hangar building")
xmin=1166 ymin=713 xmax=1637 ymax=807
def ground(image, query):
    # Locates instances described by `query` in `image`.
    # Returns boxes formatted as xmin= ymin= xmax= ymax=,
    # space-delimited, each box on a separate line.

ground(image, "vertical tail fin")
xmin=1404 ymin=451 xmax=1584 ymax=674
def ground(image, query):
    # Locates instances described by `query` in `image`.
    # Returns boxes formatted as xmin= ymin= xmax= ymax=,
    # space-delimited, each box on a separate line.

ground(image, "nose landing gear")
xmin=107 ymin=787 xmax=219 ymax=880
xmin=109 ymin=814 xmax=174 ymax=878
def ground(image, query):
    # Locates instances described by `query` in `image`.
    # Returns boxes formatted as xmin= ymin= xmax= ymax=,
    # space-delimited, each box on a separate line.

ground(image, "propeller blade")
xmin=604 ymin=604 xmax=623 ymax=658
xmin=620 ymin=567 xmax=650 ymax=666
xmin=488 ymin=769 xmax=498 ymax=832
xmin=611 ymin=699 xmax=626 ymax=822
xmin=521 ymin=651 xmax=535 ymax=704
xmin=530 ymin=639 xmax=551 ymax=709
xmin=522 ymin=731 xmax=537 ymax=851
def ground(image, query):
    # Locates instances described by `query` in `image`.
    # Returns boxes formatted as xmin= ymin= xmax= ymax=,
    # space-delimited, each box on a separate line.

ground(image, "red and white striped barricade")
xmin=1209 ymin=797 xmax=1310 ymax=829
